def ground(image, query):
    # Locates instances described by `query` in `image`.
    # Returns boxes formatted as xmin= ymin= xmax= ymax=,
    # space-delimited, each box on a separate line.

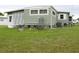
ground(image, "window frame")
xmin=60 ymin=14 xmax=64 ymax=19
xmin=69 ymin=16 xmax=72 ymax=21
xmin=52 ymin=11 xmax=55 ymax=15
xmin=30 ymin=9 xmax=39 ymax=15
xmin=29 ymin=9 xmax=49 ymax=15
xmin=39 ymin=9 xmax=48 ymax=14
xmin=30 ymin=10 xmax=38 ymax=15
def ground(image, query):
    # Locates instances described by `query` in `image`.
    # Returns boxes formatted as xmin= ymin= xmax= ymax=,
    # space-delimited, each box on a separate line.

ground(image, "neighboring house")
xmin=5 ymin=6 xmax=72 ymax=28
xmin=72 ymin=19 xmax=79 ymax=24
xmin=57 ymin=11 xmax=70 ymax=26
xmin=6 ymin=6 xmax=58 ymax=29
xmin=0 ymin=16 xmax=8 ymax=25
xmin=0 ymin=12 xmax=8 ymax=26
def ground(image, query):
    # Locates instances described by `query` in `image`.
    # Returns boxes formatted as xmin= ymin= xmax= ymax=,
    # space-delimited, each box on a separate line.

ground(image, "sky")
xmin=54 ymin=5 xmax=79 ymax=19
xmin=0 ymin=0 xmax=79 ymax=19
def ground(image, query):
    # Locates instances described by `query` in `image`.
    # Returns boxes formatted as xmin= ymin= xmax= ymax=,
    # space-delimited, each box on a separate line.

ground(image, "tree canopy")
xmin=0 ymin=12 xmax=4 ymax=16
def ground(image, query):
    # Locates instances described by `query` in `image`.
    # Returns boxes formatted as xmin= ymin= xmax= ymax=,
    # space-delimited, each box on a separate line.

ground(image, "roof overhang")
xmin=58 ymin=11 xmax=70 ymax=15
xmin=5 ymin=9 xmax=24 ymax=14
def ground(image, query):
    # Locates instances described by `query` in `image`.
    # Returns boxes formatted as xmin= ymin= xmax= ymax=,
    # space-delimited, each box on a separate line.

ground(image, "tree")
xmin=0 ymin=12 xmax=4 ymax=16
xmin=77 ymin=18 xmax=79 ymax=21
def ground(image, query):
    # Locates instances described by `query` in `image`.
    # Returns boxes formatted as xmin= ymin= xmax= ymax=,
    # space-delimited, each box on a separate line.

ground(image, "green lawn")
xmin=0 ymin=25 xmax=79 ymax=53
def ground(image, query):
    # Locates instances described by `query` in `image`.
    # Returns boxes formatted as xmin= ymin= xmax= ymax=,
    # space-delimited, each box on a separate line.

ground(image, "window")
xmin=60 ymin=15 xmax=64 ymax=19
xmin=40 ymin=9 xmax=47 ymax=14
xmin=52 ymin=11 xmax=55 ymax=15
xmin=30 ymin=9 xmax=48 ymax=15
xmin=69 ymin=16 xmax=72 ymax=21
xmin=9 ymin=16 xmax=12 ymax=22
xmin=31 ymin=10 xmax=38 ymax=14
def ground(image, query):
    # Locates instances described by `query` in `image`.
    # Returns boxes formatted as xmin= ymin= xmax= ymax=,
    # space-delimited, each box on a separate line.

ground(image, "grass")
xmin=0 ymin=25 xmax=79 ymax=52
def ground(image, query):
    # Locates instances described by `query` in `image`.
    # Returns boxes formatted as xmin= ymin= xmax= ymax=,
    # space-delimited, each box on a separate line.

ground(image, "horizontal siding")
xmin=7 ymin=6 xmax=58 ymax=28
xmin=24 ymin=8 xmax=57 ymax=26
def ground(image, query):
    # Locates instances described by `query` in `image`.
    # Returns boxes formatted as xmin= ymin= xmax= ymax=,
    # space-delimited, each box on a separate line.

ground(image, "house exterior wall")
xmin=7 ymin=11 xmax=24 ymax=28
xmin=6 ymin=6 xmax=71 ymax=28
xmin=57 ymin=13 xmax=69 ymax=26
xmin=24 ymin=6 xmax=57 ymax=28
xmin=49 ymin=7 xmax=57 ymax=27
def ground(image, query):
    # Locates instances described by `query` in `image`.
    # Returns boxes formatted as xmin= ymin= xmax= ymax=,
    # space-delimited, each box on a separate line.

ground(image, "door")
xmin=9 ymin=16 xmax=12 ymax=22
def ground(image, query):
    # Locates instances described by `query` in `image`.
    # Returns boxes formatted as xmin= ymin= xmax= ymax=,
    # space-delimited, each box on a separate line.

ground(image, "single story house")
xmin=72 ymin=19 xmax=79 ymax=24
xmin=57 ymin=11 xmax=70 ymax=26
xmin=6 ymin=6 xmax=58 ymax=29
xmin=5 ymin=6 xmax=72 ymax=28
xmin=0 ymin=16 xmax=8 ymax=25
xmin=24 ymin=6 xmax=58 ymax=29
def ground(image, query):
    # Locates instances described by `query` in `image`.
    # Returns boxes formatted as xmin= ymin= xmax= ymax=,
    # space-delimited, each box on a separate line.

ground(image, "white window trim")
xmin=29 ymin=9 xmax=39 ymax=15
xmin=60 ymin=14 xmax=64 ymax=19
xmin=29 ymin=9 xmax=49 ymax=15
xmin=39 ymin=9 xmax=49 ymax=15
xmin=52 ymin=11 xmax=56 ymax=15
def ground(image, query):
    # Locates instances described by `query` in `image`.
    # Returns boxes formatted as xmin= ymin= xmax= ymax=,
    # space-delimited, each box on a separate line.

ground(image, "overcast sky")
xmin=54 ymin=5 xmax=79 ymax=19
xmin=0 ymin=0 xmax=79 ymax=19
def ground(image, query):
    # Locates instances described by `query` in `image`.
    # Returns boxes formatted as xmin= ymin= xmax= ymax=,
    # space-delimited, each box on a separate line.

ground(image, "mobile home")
xmin=6 ymin=6 xmax=58 ymax=29
xmin=57 ymin=11 xmax=70 ymax=26
xmin=24 ymin=6 xmax=57 ymax=29
xmin=6 ymin=6 xmax=71 ymax=29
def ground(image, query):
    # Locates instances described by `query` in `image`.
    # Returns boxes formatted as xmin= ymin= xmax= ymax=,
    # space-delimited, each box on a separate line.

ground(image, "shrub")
xmin=56 ymin=22 xmax=62 ymax=27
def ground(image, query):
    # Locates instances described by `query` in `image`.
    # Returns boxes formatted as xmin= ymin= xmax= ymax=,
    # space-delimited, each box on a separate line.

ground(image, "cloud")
xmin=0 ymin=5 xmax=78 ymax=19
xmin=0 ymin=0 xmax=79 ymax=5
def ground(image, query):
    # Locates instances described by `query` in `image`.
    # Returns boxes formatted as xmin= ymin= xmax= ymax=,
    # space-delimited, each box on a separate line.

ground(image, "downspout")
xmin=50 ymin=9 xmax=53 ymax=29
xmin=56 ymin=12 xmax=58 ymax=27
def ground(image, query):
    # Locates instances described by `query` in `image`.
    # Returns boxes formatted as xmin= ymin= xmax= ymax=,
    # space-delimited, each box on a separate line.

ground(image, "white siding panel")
xmin=58 ymin=13 xmax=69 ymax=20
xmin=11 ymin=12 xmax=24 ymax=25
